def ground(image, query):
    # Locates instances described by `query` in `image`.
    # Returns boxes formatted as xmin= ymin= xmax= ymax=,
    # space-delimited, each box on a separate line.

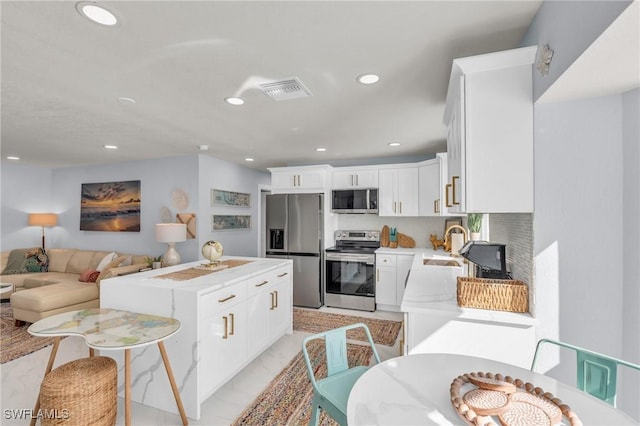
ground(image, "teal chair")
xmin=302 ymin=323 xmax=381 ymax=426
xmin=531 ymin=338 xmax=640 ymax=407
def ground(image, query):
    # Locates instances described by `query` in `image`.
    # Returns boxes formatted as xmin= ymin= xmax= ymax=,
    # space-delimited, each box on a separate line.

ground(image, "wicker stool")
xmin=39 ymin=356 xmax=117 ymax=425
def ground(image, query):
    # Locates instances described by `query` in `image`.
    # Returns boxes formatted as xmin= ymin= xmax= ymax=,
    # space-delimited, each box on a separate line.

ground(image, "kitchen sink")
xmin=422 ymin=259 xmax=460 ymax=267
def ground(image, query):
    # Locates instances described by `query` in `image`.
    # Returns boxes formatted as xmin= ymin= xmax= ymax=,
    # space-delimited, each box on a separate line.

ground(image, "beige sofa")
xmin=1 ymin=248 xmax=148 ymax=324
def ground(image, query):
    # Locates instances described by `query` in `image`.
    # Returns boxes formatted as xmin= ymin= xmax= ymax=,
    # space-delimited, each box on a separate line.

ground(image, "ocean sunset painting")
xmin=80 ymin=180 xmax=141 ymax=232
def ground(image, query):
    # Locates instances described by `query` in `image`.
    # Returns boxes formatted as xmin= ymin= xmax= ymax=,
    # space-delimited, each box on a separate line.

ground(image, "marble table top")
xmin=28 ymin=308 xmax=181 ymax=350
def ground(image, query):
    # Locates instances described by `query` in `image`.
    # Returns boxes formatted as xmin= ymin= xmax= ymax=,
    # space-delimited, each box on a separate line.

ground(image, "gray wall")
xmin=520 ymin=0 xmax=632 ymax=101
xmin=0 ymin=162 xmax=55 ymax=251
xmin=621 ymin=88 xmax=640 ymax=417
xmin=1 ymin=154 xmax=270 ymax=262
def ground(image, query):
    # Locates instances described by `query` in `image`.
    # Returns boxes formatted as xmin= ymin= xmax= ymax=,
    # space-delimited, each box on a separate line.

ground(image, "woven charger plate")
xmin=450 ymin=372 xmax=582 ymax=426
xmin=462 ymin=389 xmax=510 ymax=416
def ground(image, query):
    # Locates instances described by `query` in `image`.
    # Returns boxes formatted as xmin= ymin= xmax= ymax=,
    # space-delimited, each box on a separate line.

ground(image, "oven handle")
xmin=326 ymin=253 xmax=375 ymax=264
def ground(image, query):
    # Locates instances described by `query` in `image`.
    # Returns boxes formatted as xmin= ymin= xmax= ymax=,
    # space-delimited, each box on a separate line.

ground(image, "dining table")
xmin=27 ymin=308 xmax=188 ymax=426
xmin=347 ymin=353 xmax=638 ymax=425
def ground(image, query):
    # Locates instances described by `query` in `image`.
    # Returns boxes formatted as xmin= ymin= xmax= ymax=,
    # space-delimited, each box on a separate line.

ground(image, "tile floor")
xmin=1 ymin=306 xmax=403 ymax=425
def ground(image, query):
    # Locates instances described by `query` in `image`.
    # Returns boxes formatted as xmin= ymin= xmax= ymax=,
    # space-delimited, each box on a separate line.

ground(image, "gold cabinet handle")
xmin=277 ymin=272 xmax=288 ymax=278
xmin=434 ymin=199 xmax=440 ymax=214
xmin=274 ymin=290 xmax=278 ymax=308
xmin=255 ymin=280 xmax=269 ymax=287
xmin=270 ymin=292 xmax=275 ymax=310
xmin=445 ymin=184 xmax=452 ymax=208
xmin=393 ymin=202 xmax=396 ymax=213
xmin=218 ymin=294 xmax=236 ymax=303
xmin=355 ymin=174 xmax=359 ymax=186
xmin=399 ymin=202 xmax=402 ymax=214
xmin=222 ymin=316 xmax=228 ymax=339
xmin=229 ymin=313 xmax=235 ymax=336
xmin=351 ymin=174 xmax=354 ymax=186
xmin=452 ymin=176 xmax=460 ymax=205
xmin=377 ymin=269 xmax=379 ymax=282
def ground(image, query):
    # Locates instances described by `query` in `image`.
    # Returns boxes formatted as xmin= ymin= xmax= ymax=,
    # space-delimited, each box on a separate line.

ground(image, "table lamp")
xmin=155 ymin=223 xmax=187 ymax=266
xmin=28 ymin=213 xmax=58 ymax=250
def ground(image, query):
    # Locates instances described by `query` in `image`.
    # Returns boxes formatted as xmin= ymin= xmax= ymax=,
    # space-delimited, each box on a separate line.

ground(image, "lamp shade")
xmin=28 ymin=213 xmax=58 ymax=227
xmin=155 ymin=223 xmax=187 ymax=243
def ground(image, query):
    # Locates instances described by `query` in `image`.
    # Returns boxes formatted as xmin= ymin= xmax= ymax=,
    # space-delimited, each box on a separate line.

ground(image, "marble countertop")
xmin=102 ymin=256 xmax=292 ymax=294
xmin=377 ymin=247 xmax=536 ymax=327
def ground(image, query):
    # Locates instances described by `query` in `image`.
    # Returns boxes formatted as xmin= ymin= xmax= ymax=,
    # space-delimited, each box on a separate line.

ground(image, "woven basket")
xmin=40 ymin=356 xmax=117 ymax=425
xmin=457 ymin=277 xmax=529 ymax=313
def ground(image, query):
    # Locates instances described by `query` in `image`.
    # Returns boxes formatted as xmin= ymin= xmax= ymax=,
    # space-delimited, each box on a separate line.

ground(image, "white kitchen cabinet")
xmin=200 ymin=285 xmax=248 ymax=397
xmin=332 ymin=167 xmax=379 ymax=189
xmin=376 ymin=253 xmax=413 ymax=311
xmin=443 ymin=46 xmax=536 ymax=213
xmin=378 ymin=167 xmax=419 ymax=216
xmin=418 ymin=153 xmax=449 ymax=216
xmin=99 ymin=258 xmax=293 ymax=420
xmin=269 ymin=165 xmax=332 ymax=193
xmin=247 ymin=266 xmax=292 ymax=355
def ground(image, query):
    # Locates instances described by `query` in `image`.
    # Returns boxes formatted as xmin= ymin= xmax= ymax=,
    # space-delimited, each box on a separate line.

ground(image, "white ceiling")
xmin=1 ymin=1 xmax=543 ymax=171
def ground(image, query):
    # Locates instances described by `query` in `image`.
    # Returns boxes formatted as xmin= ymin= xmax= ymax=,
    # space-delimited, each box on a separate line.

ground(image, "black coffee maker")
xmin=459 ymin=241 xmax=509 ymax=279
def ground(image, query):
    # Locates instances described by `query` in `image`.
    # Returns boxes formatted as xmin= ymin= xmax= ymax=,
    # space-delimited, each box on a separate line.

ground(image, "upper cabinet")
xmin=332 ymin=167 xmax=379 ymax=189
xmin=379 ymin=166 xmax=419 ymax=216
xmin=269 ymin=165 xmax=332 ymax=193
xmin=443 ymin=46 xmax=536 ymax=213
xmin=418 ymin=153 xmax=449 ymax=216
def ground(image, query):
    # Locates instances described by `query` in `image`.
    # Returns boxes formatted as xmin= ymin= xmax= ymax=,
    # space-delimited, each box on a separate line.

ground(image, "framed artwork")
xmin=177 ymin=213 xmax=196 ymax=239
xmin=444 ymin=218 xmax=463 ymax=235
xmin=80 ymin=180 xmax=141 ymax=232
xmin=211 ymin=189 xmax=251 ymax=208
xmin=212 ymin=215 xmax=251 ymax=231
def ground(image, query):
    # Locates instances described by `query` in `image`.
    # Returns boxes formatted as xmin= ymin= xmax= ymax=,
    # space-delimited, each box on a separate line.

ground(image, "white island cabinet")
xmin=99 ymin=257 xmax=293 ymax=420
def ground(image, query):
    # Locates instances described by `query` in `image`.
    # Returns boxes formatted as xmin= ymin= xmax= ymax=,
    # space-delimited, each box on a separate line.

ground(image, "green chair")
xmin=531 ymin=338 xmax=640 ymax=407
xmin=302 ymin=323 xmax=381 ymax=426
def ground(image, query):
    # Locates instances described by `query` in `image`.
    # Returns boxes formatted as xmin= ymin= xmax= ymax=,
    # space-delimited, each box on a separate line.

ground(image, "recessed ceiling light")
xmin=245 ymin=158 xmax=255 ymax=162
xmin=357 ymin=74 xmax=380 ymax=85
xmin=104 ymin=145 xmax=118 ymax=150
xmin=225 ymin=97 xmax=244 ymax=106
xmin=7 ymin=156 xmax=20 ymax=160
xmin=76 ymin=2 xmax=119 ymax=27
xmin=388 ymin=142 xmax=401 ymax=147
xmin=117 ymin=97 xmax=136 ymax=104
xmin=315 ymin=148 xmax=327 ymax=152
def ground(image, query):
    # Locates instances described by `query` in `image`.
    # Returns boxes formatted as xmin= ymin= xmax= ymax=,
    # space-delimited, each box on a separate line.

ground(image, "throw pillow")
xmin=96 ymin=252 xmax=117 ymax=271
xmin=95 ymin=255 xmax=128 ymax=285
xmin=79 ymin=269 xmax=100 ymax=283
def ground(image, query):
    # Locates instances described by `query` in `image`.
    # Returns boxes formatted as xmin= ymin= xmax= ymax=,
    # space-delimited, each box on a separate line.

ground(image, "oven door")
xmin=325 ymin=252 xmax=375 ymax=297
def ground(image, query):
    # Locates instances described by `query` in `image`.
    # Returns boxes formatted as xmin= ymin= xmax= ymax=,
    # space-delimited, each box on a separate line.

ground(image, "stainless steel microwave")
xmin=331 ymin=188 xmax=378 ymax=214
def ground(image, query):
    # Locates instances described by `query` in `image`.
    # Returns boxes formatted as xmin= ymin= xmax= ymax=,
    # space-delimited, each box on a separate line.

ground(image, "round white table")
xmin=0 ymin=282 xmax=14 ymax=299
xmin=347 ymin=353 xmax=637 ymax=425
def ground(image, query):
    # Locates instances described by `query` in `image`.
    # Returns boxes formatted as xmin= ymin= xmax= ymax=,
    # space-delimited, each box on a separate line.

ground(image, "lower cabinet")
xmin=404 ymin=311 xmax=535 ymax=368
xmin=376 ymin=253 xmax=413 ymax=311
xmin=99 ymin=259 xmax=293 ymax=420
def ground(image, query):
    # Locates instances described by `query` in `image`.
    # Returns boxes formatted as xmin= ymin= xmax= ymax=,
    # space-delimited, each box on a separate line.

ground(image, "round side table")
xmin=0 ymin=283 xmax=14 ymax=301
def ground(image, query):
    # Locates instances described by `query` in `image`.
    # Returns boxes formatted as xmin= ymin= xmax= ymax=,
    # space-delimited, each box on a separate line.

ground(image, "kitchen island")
xmin=100 ymin=256 xmax=293 ymax=420
xmin=388 ymin=247 xmax=536 ymax=368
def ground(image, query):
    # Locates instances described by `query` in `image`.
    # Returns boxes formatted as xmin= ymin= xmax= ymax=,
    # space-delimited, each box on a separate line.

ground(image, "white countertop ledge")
xmin=379 ymin=247 xmax=537 ymax=328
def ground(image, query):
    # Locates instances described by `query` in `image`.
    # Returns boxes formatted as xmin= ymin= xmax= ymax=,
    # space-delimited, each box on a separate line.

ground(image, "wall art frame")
xmin=212 ymin=215 xmax=251 ymax=231
xmin=80 ymin=180 xmax=141 ymax=232
xmin=211 ymin=189 xmax=251 ymax=208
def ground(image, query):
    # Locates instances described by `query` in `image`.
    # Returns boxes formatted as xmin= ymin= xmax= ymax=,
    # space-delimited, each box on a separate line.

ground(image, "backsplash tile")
xmin=488 ymin=213 xmax=533 ymax=286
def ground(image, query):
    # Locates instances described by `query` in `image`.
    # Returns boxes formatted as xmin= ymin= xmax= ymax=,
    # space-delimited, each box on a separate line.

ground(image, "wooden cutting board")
xmin=381 ymin=225 xmax=390 ymax=247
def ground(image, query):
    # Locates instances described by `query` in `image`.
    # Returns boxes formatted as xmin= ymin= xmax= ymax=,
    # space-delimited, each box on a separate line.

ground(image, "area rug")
xmin=293 ymin=307 xmax=402 ymax=346
xmin=0 ymin=304 xmax=61 ymax=364
xmin=232 ymin=339 xmax=373 ymax=425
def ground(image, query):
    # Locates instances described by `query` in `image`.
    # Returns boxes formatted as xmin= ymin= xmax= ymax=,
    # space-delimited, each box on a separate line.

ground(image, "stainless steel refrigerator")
xmin=265 ymin=193 xmax=323 ymax=308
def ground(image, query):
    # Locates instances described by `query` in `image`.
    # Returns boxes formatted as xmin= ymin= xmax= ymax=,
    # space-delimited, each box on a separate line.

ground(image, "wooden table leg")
xmin=125 ymin=348 xmax=131 ymax=426
xmin=30 ymin=337 xmax=61 ymax=426
xmin=157 ymin=341 xmax=188 ymax=425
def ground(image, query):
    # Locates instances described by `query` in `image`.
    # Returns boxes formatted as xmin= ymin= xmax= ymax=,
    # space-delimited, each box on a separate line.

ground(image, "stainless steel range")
xmin=324 ymin=230 xmax=380 ymax=311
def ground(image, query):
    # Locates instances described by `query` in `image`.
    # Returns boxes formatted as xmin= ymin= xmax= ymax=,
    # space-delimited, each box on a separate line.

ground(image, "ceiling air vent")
xmin=258 ymin=77 xmax=312 ymax=101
